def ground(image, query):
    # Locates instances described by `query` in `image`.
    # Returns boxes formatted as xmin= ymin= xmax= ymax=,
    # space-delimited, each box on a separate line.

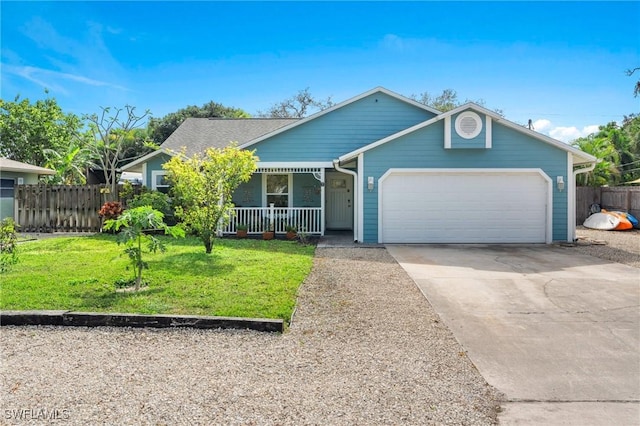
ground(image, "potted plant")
xmin=285 ymin=224 xmax=297 ymax=240
xmin=262 ymin=220 xmax=275 ymax=240
xmin=236 ymin=223 xmax=248 ymax=239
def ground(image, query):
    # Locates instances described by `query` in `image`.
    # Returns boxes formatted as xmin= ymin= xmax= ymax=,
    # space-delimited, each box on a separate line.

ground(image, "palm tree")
xmin=43 ymin=139 xmax=94 ymax=185
xmin=572 ymin=134 xmax=620 ymax=186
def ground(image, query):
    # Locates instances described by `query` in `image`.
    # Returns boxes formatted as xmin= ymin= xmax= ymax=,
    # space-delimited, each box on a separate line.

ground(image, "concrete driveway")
xmin=386 ymin=244 xmax=640 ymax=426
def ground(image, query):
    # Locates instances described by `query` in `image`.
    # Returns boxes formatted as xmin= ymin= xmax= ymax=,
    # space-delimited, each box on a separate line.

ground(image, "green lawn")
xmin=1 ymin=235 xmax=315 ymax=322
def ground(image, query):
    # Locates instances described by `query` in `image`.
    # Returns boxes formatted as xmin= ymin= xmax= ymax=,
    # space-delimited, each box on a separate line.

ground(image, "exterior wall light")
xmin=557 ymin=176 xmax=565 ymax=192
xmin=368 ymin=176 xmax=374 ymax=191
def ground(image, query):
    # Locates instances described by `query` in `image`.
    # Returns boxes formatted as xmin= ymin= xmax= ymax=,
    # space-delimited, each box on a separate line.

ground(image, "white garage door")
xmin=379 ymin=169 xmax=550 ymax=243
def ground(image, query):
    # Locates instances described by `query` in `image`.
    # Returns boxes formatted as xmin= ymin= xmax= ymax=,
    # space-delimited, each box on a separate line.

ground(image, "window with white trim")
xmin=263 ymin=174 xmax=291 ymax=207
xmin=0 ymin=178 xmax=15 ymax=198
xmin=151 ymin=171 xmax=170 ymax=194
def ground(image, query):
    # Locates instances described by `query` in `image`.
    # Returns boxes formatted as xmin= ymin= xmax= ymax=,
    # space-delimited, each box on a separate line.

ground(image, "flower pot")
xmin=236 ymin=229 xmax=248 ymax=238
xmin=262 ymin=231 xmax=275 ymax=240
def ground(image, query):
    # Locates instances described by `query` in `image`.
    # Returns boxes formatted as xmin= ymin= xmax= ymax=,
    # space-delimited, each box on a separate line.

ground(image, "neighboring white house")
xmin=0 ymin=158 xmax=55 ymax=220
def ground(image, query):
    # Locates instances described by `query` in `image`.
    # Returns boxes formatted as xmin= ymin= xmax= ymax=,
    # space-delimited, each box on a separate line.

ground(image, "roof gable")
xmin=339 ymin=103 xmax=596 ymax=165
xmin=239 ymin=87 xmax=441 ymax=149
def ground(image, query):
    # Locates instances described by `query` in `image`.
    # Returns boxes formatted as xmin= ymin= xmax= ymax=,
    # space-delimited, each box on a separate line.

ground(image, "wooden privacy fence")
xmin=576 ymin=186 xmax=640 ymax=224
xmin=14 ymin=184 xmax=116 ymax=233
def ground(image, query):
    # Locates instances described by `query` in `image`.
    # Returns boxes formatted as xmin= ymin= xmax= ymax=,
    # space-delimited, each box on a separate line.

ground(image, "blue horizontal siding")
xmin=232 ymin=173 xmax=322 ymax=208
xmin=147 ymin=153 xmax=173 ymax=185
xmin=253 ymin=92 xmax=436 ymax=162
xmin=362 ymin=121 xmax=568 ymax=242
xmin=233 ymin=174 xmax=261 ymax=207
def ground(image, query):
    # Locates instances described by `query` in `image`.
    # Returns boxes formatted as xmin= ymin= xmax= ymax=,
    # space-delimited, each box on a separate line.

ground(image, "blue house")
xmin=122 ymin=87 xmax=596 ymax=244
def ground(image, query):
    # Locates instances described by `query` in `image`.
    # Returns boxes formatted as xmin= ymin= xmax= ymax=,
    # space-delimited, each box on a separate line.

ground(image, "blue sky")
xmin=2 ymin=1 xmax=639 ymax=142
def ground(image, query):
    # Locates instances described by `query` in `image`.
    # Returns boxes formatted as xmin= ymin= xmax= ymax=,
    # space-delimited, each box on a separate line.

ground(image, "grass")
xmin=0 ymin=234 xmax=315 ymax=322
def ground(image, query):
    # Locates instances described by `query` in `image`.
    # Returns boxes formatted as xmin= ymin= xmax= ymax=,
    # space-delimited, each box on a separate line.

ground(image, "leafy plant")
xmin=103 ymin=206 xmax=185 ymax=291
xmin=0 ymin=218 xmax=18 ymax=272
xmin=119 ymin=180 xmax=136 ymax=204
xmin=285 ymin=224 xmax=297 ymax=233
xmin=43 ymin=138 xmax=94 ymax=185
xmin=99 ymin=201 xmax=124 ymax=220
xmin=237 ymin=223 xmax=248 ymax=231
xmin=128 ymin=189 xmax=172 ymax=216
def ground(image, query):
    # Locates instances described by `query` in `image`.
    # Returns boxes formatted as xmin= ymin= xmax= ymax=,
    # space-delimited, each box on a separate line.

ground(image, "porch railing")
xmin=222 ymin=205 xmax=323 ymax=235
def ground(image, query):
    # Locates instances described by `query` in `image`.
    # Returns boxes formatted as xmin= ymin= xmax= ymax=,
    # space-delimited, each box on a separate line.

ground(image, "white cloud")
xmin=533 ymin=119 xmax=552 ymax=132
xmin=533 ymin=118 xmax=600 ymax=143
xmin=583 ymin=125 xmax=600 ymax=136
xmin=15 ymin=17 xmax=128 ymax=96
xmin=381 ymin=34 xmax=406 ymax=51
xmin=3 ymin=64 xmax=128 ymax=93
xmin=549 ymin=126 xmax=583 ymax=142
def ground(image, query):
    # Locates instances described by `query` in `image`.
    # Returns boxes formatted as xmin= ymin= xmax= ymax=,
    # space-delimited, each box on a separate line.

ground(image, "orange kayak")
xmin=603 ymin=210 xmax=633 ymax=231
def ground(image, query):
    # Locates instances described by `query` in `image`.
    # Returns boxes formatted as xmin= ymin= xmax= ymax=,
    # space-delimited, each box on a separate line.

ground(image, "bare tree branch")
xmin=257 ymin=88 xmax=334 ymax=118
xmin=84 ymin=105 xmax=151 ymax=197
xmin=626 ymin=67 xmax=640 ymax=97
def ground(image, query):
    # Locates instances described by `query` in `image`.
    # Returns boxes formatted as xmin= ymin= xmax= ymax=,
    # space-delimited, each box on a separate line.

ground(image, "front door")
xmin=326 ymin=172 xmax=353 ymax=230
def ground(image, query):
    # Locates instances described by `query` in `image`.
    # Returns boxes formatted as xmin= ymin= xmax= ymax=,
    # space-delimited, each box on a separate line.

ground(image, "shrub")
xmin=99 ymin=201 xmax=124 ymax=220
xmin=128 ymin=190 xmax=172 ymax=217
xmin=0 ymin=218 xmax=18 ymax=272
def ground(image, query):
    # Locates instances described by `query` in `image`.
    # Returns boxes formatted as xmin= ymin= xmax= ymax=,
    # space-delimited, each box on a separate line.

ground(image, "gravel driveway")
xmin=573 ymin=226 xmax=640 ymax=268
xmin=0 ymin=248 xmax=501 ymax=425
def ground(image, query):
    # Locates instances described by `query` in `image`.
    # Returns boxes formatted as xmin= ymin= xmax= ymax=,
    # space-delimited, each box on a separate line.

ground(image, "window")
xmin=264 ymin=174 xmax=291 ymax=207
xmin=151 ymin=171 xmax=170 ymax=194
xmin=0 ymin=178 xmax=15 ymax=198
xmin=330 ymin=178 xmax=347 ymax=189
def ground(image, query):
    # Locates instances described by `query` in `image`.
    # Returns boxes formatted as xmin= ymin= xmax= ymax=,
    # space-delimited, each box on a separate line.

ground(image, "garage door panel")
xmin=380 ymin=171 xmax=548 ymax=243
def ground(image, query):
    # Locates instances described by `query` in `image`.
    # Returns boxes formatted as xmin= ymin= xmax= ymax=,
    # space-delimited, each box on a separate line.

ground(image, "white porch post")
xmin=320 ymin=168 xmax=326 ymax=236
xmin=357 ymin=153 xmax=364 ymax=243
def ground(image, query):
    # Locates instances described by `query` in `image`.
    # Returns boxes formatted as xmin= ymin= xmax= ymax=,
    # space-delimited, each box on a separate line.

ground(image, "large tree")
xmin=163 ymin=146 xmax=257 ymax=254
xmin=148 ymin=101 xmax=249 ymax=145
xmin=84 ymin=106 xmax=151 ymax=197
xmin=572 ymin=116 xmax=640 ymax=185
xmin=0 ymin=94 xmax=84 ymax=167
xmin=257 ymin=87 xmax=334 ymax=118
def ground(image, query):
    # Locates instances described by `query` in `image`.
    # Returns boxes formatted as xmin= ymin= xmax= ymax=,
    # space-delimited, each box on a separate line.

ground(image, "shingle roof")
xmin=0 ymin=158 xmax=56 ymax=175
xmin=160 ymin=118 xmax=299 ymax=156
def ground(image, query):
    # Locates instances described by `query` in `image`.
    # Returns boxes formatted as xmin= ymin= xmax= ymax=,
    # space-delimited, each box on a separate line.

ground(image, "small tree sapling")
xmin=103 ymin=206 xmax=185 ymax=291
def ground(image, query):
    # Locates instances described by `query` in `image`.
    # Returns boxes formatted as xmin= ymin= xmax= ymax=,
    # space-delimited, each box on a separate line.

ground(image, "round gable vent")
xmin=455 ymin=111 xmax=482 ymax=139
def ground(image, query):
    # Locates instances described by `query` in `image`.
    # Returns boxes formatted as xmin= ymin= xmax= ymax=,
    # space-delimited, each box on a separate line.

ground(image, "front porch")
xmin=221 ymin=163 xmax=356 ymax=237
xmin=222 ymin=205 xmax=323 ymax=235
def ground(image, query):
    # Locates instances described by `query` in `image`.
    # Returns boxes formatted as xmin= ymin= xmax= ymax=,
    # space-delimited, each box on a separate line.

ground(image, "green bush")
xmin=0 ymin=218 xmax=18 ymax=272
xmin=129 ymin=190 xmax=172 ymax=217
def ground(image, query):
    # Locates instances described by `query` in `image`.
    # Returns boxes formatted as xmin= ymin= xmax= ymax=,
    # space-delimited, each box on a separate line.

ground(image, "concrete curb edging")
xmin=0 ymin=310 xmax=283 ymax=333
